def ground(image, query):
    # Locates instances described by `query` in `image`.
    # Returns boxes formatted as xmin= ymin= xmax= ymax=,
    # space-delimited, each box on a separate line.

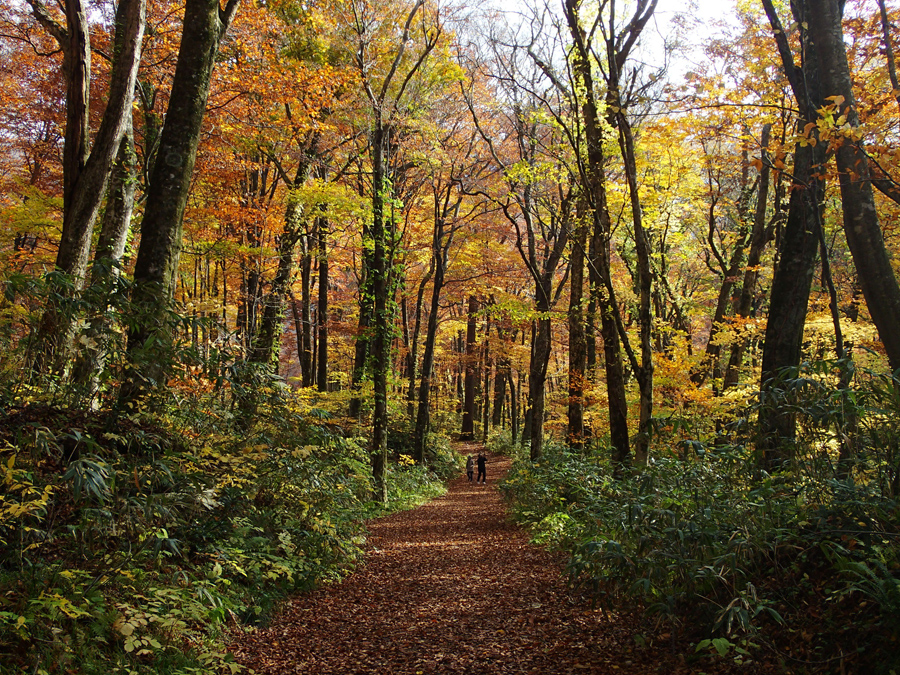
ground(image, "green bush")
xmin=500 ymin=362 xmax=900 ymax=670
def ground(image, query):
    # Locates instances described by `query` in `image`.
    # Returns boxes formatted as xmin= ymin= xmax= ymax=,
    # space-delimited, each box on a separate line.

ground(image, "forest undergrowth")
xmin=496 ymin=361 xmax=900 ymax=674
xmin=0 ymin=369 xmax=462 ymax=675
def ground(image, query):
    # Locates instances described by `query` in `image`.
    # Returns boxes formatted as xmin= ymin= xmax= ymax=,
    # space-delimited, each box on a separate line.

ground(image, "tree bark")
xmin=567 ymin=213 xmax=588 ymax=450
xmin=30 ymin=0 xmax=144 ymax=372
xmin=808 ymin=0 xmax=900 ymax=373
xmin=724 ymin=124 xmax=774 ymax=389
xmin=317 ymin=215 xmax=329 ymax=392
xmin=460 ymin=295 xmax=478 ymax=440
xmin=758 ymin=0 xmax=825 ymax=468
xmin=123 ymin=0 xmax=238 ymax=398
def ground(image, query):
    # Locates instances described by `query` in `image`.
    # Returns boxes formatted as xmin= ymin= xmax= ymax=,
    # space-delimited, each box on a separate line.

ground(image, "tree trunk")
xmin=460 ymin=295 xmax=478 ymax=441
xmin=407 ymin=262 xmax=432 ymax=422
xmin=808 ymin=0 xmax=900 ymax=373
xmin=369 ymin=124 xmax=390 ymax=503
xmin=564 ymin=0 xmax=632 ymax=468
xmin=413 ymin=234 xmax=448 ymax=463
xmin=122 ymin=0 xmax=238 ymax=399
xmin=567 ymin=213 xmax=588 ymax=450
xmin=877 ymin=0 xmax=900 ymax=114
xmin=725 ymin=124 xmax=774 ymax=389
xmin=70 ymin=114 xmax=138 ymax=393
xmin=528 ymin=286 xmax=553 ymax=460
xmin=30 ymin=0 xmax=144 ymax=372
xmin=317 ymin=215 xmax=329 ymax=392
xmin=758 ymin=0 xmax=826 ymax=468
xmin=299 ymin=235 xmax=314 ymax=386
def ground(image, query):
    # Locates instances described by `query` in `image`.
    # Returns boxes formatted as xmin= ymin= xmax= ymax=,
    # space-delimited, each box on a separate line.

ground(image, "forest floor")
xmin=228 ymin=445 xmax=759 ymax=674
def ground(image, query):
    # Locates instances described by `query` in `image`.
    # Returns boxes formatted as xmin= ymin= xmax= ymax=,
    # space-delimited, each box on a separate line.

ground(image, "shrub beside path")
xmin=229 ymin=445 xmax=684 ymax=674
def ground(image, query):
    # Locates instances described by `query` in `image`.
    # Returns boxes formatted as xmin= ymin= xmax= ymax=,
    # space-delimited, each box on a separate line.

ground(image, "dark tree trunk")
xmin=808 ymin=0 xmax=900 ymax=373
xmin=614 ymin=79 xmax=654 ymax=468
xmin=758 ymin=0 xmax=825 ymax=468
xmin=877 ymin=0 xmax=900 ymax=114
xmin=407 ymin=262 xmax=432 ymax=423
xmin=528 ymin=286 xmax=553 ymax=460
xmin=70 ymin=114 xmax=138 ymax=391
xmin=460 ymin=295 xmax=478 ymax=441
xmin=123 ymin=0 xmax=238 ymax=398
xmin=369 ymin=125 xmax=390 ymax=503
xmin=317 ymin=216 xmax=329 ymax=392
xmin=567 ymin=214 xmax=588 ymax=450
xmin=413 ymin=229 xmax=449 ymax=463
xmin=564 ymin=0 xmax=635 ymax=469
xmin=299 ymin=236 xmax=314 ymax=386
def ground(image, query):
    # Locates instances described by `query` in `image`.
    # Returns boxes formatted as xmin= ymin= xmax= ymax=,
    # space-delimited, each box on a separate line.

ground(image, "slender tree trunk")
xmin=70 ymin=114 xmax=138 ymax=392
xmin=369 ymin=124 xmax=390 ymax=502
xmin=616 ymin=106 xmax=654 ymax=467
xmin=460 ymin=295 xmax=478 ymax=440
xmin=299 ymin=236 xmax=314 ymax=386
xmin=877 ymin=0 xmax=900 ymax=114
xmin=317 ymin=216 xmax=329 ymax=392
xmin=528 ymin=286 xmax=553 ymax=460
xmin=407 ymin=262 xmax=432 ymax=422
xmin=725 ymin=124 xmax=774 ymax=389
xmin=414 ymin=237 xmax=447 ymax=463
xmin=758 ymin=0 xmax=827 ymax=468
xmin=568 ymin=213 xmax=588 ymax=450
xmin=564 ymin=0 xmax=631 ymax=468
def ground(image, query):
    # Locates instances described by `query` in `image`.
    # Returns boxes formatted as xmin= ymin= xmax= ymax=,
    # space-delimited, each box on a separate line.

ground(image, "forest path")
xmin=229 ymin=444 xmax=673 ymax=674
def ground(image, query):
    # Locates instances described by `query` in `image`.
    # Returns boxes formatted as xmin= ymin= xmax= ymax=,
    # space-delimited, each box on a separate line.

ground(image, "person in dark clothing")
xmin=476 ymin=452 xmax=487 ymax=484
xmin=466 ymin=455 xmax=474 ymax=482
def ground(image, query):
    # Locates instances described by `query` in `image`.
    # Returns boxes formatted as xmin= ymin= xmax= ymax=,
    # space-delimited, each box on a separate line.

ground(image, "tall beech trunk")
xmin=70 ymin=114 xmax=138 ymax=392
xmin=758 ymin=0 xmax=826 ymax=468
xmin=123 ymin=0 xmax=238 ymax=398
xmin=406 ymin=263 xmax=432 ymax=422
xmin=877 ymin=0 xmax=900 ymax=114
xmin=613 ymin=67 xmax=655 ymax=468
xmin=369 ymin=124 xmax=390 ymax=502
xmin=248 ymin=211 xmax=301 ymax=367
xmin=564 ymin=0 xmax=632 ymax=468
xmin=30 ymin=0 xmax=145 ymax=372
xmin=807 ymin=0 xmax=900 ymax=373
xmin=299 ymin=236 xmax=314 ymax=386
xmin=413 ymin=225 xmax=451 ymax=463
xmin=527 ymin=278 xmax=557 ymax=460
xmin=491 ymin=358 xmax=508 ymax=429
xmin=697 ymin=139 xmax=753 ymax=388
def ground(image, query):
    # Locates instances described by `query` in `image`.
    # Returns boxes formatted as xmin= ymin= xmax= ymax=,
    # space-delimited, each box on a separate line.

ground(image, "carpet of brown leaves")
xmin=228 ymin=446 xmax=735 ymax=674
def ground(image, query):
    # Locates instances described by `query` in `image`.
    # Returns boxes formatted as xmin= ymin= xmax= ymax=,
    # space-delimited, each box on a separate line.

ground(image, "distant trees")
xmin=4 ymin=0 xmax=900 ymax=490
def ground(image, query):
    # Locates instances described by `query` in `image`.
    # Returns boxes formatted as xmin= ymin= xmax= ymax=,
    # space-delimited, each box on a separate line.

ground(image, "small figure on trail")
xmin=476 ymin=451 xmax=487 ymax=484
xmin=466 ymin=454 xmax=474 ymax=482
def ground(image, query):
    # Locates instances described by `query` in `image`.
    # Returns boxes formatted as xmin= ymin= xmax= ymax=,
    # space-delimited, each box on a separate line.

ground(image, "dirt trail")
xmin=229 ymin=445 xmax=670 ymax=674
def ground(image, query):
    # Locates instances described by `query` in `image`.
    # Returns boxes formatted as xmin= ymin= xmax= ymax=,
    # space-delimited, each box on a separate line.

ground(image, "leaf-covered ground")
xmin=228 ymin=446 xmax=737 ymax=674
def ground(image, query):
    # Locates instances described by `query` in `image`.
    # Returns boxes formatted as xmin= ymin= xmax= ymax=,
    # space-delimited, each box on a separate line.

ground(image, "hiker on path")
xmin=466 ymin=455 xmax=474 ymax=482
xmin=476 ymin=451 xmax=487 ymax=484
